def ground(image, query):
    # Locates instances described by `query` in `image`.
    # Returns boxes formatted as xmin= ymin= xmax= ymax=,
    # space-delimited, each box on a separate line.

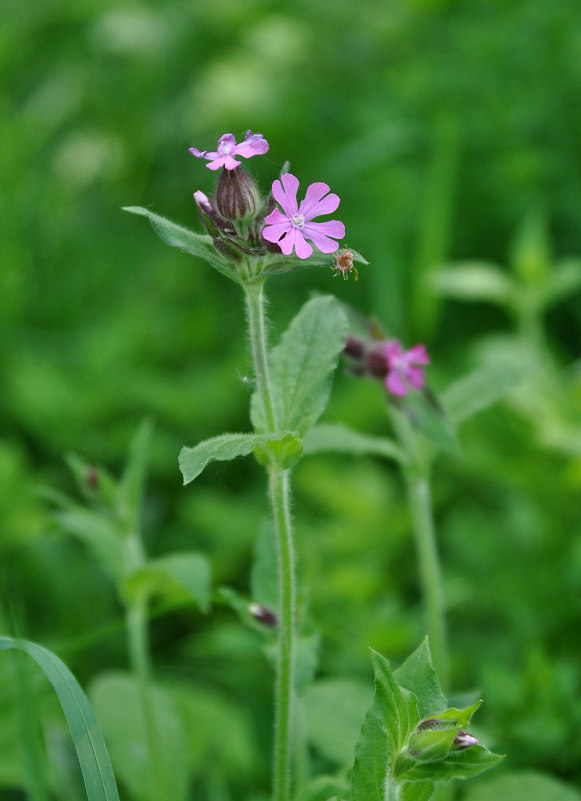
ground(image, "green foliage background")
xmin=2 ymin=0 xmax=581 ymax=798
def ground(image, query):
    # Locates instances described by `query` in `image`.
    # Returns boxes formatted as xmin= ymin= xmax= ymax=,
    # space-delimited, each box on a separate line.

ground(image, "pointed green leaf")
xmin=351 ymin=707 xmax=388 ymax=801
xmin=394 ymin=639 xmax=446 ymax=719
xmin=303 ymin=423 xmax=405 ymax=464
xmin=178 ymin=431 xmax=298 ymax=484
xmin=430 ymin=263 xmax=515 ymax=306
xmin=53 ymin=507 xmax=124 ymax=582
xmin=408 ymin=726 xmax=458 ymax=762
xmin=399 ymin=744 xmax=504 ymax=782
xmin=463 ymin=769 xmax=581 ymax=801
xmin=543 ymin=258 xmax=581 ymax=309
xmin=371 ymin=650 xmax=419 ymax=758
xmin=123 ymin=552 xmax=211 ymax=612
xmin=90 ymin=672 xmax=187 ymax=801
xmin=419 ymin=701 xmax=482 ymax=731
xmin=442 ymin=363 xmax=528 ymax=426
xmin=396 ymin=390 xmax=458 ymax=455
xmin=399 ymin=780 xmax=435 ymax=801
xmin=251 ymin=296 xmax=348 ymax=435
xmin=0 ymin=637 xmax=120 ymax=801
xmin=118 ymin=420 xmax=152 ymax=528
xmin=122 ymin=207 xmax=238 ymax=282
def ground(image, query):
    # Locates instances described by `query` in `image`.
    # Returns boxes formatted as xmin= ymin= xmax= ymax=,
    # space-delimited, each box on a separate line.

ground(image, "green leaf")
xmin=394 ymin=639 xmax=446 ymax=719
xmin=251 ymin=296 xmax=348 ymax=436
xmin=303 ymin=423 xmax=405 ymax=464
xmin=250 ymin=520 xmax=278 ymax=609
xmin=395 ymin=390 xmax=458 ymax=455
xmin=543 ymin=258 xmax=581 ymax=310
xmin=419 ymin=700 xmax=481 ymax=731
xmin=399 ymin=779 xmax=435 ymax=801
xmin=53 ymin=507 xmax=124 ymax=582
xmin=351 ymin=707 xmax=388 ymax=801
xmin=305 ymin=678 xmax=373 ymax=764
xmin=123 ymin=552 xmax=211 ymax=611
xmin=463 ymin=770 xmax=581 ymax=801
xmin=178 ymin=431 xmax=298 ymax=484
xmin=407 ymin=726 xmax=458 ymax=762
xmin=442 ymin=362 xmax=528 ymax=426
xmin=122 ymin=207 xmax=239 ymax=282
xmin=118 ymin=420 xmax=152 ymax=529
xmin=253 ymin=431 xmax=304 ymax=468
xmin=371 ymin=650 xmax=419 ymax=759
xmin=429 ymin=263 xmax=515 ymax=306
xmin=89 ymin=672 xmax=187 ymax=801
xmin=0 ymin=637 xmax=120 ymax=801
xmin=399 ymin=744 xmax=504 ymax=782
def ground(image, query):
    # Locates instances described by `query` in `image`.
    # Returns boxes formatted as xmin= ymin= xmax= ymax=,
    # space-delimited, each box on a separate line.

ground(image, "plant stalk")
xmin=389 ymin=408 xmax=449 ymax=689
xmin=244 ymin=279 xmax=296 ymax=801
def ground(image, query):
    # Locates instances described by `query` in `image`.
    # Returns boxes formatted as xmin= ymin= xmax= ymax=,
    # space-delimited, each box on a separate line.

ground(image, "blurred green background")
xmin=2 ymin=0 xmax=581 ymax=798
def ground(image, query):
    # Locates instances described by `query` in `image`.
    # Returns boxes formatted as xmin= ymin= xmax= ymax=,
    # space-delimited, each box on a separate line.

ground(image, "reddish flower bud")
xmin=216 ymin=167 xmax=261 ymax=222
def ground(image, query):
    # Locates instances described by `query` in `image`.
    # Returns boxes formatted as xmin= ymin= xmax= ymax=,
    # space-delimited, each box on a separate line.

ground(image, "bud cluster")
xmin=344 ymin=335 xmax=430 ymax=397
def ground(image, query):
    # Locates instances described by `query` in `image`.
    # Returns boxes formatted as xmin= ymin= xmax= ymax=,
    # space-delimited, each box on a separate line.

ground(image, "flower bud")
xmin=453 ymin=730 xmax=479 ymax=750
xmin=194 ymin=191 xmax=234 ymax=238
xmin=248 ymin=602 xmax=277 ymax=628
xmin=216 ymin=167 xmax=261 ymax=222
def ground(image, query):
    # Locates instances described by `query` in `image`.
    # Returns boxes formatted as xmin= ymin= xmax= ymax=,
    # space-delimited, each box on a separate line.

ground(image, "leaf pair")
xmin=179 ymin=296 xmax=348 ymax=484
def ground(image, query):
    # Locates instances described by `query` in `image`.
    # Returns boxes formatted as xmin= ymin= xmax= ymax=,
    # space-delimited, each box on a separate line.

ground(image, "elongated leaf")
xmin=53 ymin=507 xmax=124 ymax=582
xmin=303 ymin=423 xmax=405 ymax=464
xmin=442 ymin=362 xmax=528 ymax=426
xmin=122 ymin=207 xmax=238 ymax=282
xmin=399 ymin=780 xmax=435 ymax=801
xmin=394 ymin=639 xmax=446 ymax=719
xmin=305 ymin=678 xmax=373 ymax=764
xmin=178 ymin=431 xmax=300 ymax=484
xmin=463 ymin=769 xmax=581 ymax=801
xmin=89 ymin=672 xmax=187 ymax=801
xmin=398 ymin=744 xmax=503 ymax=782
xmin=119 ymin=420 xmax=152 ymax=529
xmin=123 ymin=552 xmax=211 ymax=611
xmin=351 ymin=707 xmax=388 ymax=801
xmin=371 ymin=650 xmax=419 ymax=759
xmin=251 ymin=296 xmax=348 ymax=435
xmin=430 ymin=263 xmax=515 ymax=305
xmin=0 ymin=637 xmax=120 ymax=801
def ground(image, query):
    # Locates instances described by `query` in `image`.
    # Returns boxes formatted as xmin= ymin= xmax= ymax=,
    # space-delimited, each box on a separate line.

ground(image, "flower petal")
xmin=262 ymin=221 xmax=291 ymax=243
xmin=206 ymin=157 xmax=227 ymax=170
xmin=264 ymin=208 xmax=288 ymax=226
xmin=222 ymin=154 xmax=241 ymax=170
xmin=406 ymin=366 xmax=426 ymax=390
xmin=278 ymin=173 xmax=300 ymax=216
xmin=292 ymin=229 xmax=313 ymax=259
xmin=217 ymin=133 xmax=236 ymax=152
xmin=302 ymin=226 xmax=341 ymax=253
xmin=299 ymin=182 xmax=331 ymax=218
xmin=386 ymin=371 xmax=408 ymax=396
xmin=405 ymin=344 xmax=430 ymax=365
xmin=235 ymin=131 xmax=269 ymax=158
xmin=303 ymin=219 xmax=345 ymax=239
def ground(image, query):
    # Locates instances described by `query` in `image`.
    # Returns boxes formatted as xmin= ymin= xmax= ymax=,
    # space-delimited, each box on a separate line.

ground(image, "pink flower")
xmin=188 ymin=131 xmax=269 ymax=170
xmin=261 ymin=173 xmax=345 ymax=259
xmin=383 ymin=341 xmax=430 ymax=397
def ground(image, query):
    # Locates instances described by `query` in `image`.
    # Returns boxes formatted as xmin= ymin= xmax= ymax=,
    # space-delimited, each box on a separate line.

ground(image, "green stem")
xmin=125 ymin=536 xmax=167 ymax=801
xmin=389 ymin=408 xmax=449 ymax=689
xmin=244 ymin=279 xmax=296 ymax=801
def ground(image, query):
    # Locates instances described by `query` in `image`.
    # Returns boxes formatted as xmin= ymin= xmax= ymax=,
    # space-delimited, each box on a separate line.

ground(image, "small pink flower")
xmin=383 ymin=341 xmax=430 ymax=396
xmin=262 ymin=173 xmax=345 ymax=259
xmin=188 ymin=130 xmax=269 ymax=170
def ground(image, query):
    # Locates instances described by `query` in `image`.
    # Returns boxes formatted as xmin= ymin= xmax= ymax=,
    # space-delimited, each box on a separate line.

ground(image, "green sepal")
xmin=253 ymin=431 xmax=303 ymax=468
xmin=407 ymin=726 xmax=459 ymax=763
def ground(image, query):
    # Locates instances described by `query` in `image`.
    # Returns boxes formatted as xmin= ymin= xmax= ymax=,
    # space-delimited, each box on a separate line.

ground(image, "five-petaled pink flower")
xmin=262 ymin=173 xmax=345 ymax=259
xmin=383 ymin=341 xmax=430 ymax=397
xmin=188 ymin=131 xmax=269 ymax=170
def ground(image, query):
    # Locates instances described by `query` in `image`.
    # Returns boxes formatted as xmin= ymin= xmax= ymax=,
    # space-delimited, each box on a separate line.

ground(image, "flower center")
xmin=291 ymin=214 xmax=304 ymax=229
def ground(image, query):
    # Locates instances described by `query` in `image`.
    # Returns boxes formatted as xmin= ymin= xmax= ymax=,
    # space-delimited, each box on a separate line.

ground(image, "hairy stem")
xmin=244 ymin=279 xmax=296 ymax=801
xmin=390 ymin=408 xmax=449 ymax=689
xmin=125 ymin=536 xmax=167 ymax=801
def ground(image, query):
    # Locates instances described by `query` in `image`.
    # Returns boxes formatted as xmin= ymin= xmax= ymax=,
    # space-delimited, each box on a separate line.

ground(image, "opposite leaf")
xmin=179 ymin=432 xmax=300 ymax=484
xmin=251 ymin=296 xmax=348 ymax=436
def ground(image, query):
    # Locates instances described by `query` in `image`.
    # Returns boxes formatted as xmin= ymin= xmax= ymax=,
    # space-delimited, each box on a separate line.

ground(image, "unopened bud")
xmin=194 ymin=191 xmax=234 ymax=238
xmin=248 ymin=602 xmax=277 ymax=628
xmin=453 ymin=730 xmax=479 ymax=750
xmin=344 ymin=335 xmax=366 ymax=361
xmin=216 ymin=167 xmax=261 ymax=222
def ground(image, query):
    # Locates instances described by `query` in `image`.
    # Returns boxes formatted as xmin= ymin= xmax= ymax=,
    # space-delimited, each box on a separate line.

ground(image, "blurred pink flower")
xmin=383 ymin=341 xmax=430 ymax=396
xmin=188 ymin=131 xmax=269 ymax=170
xmin=262 ymin=173 xmax=345 ymax=259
